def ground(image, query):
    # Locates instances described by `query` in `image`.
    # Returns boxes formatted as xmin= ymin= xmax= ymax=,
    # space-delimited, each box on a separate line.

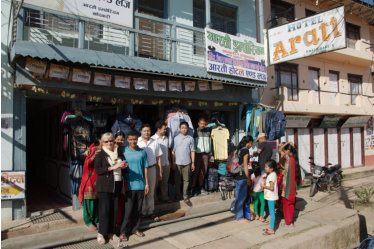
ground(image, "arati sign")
xmin=267 ymin=6 xmax=346 ymax=65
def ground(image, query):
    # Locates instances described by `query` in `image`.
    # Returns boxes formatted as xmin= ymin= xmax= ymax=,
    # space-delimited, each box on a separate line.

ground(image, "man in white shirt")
xmin=151 ymin=121 xmax=170 ymax=202
xmin=138 ymin=124 xmax=162 ymax=217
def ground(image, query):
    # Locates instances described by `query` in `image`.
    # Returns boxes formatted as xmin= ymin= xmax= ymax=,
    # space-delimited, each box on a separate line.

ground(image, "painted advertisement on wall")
xmin=267 ymin=6 xmax=346 ymax=65
xmin=1 ymin=171 xmax=25 ymax=200
xmin=205 ymin=28 xmax=266 ymax=82
xmin=22 ymin=0 xmax=133 ymax=28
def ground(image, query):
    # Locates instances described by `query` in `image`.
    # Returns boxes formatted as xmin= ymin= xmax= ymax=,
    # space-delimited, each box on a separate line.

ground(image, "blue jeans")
xmin=234 ymin=179 xmax=248 ymax=220
xmin=267 ymin=200 xmax=276 ymax=230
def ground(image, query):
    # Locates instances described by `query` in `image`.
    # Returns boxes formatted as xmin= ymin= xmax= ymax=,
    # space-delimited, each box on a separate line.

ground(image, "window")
xmin=346 ymin=23 xmax=360 ymax=48
xmin=270 ymin=0 xmax=295 ymax=28
xmin=138 ymin=0 xmax=166 ymax=18
xmin=193 ymin=0 xmax=237 ymax=35
xmin=305 ymin=9 xmax=316 ymax=17
xmin=309 ymin=67 xmax=320 ymax=104
xmin=275 ymin=63 xmax=298 ymax=101
xmin=348 ymin=74 xmax=362 ymax=105
xmin=329 ymin=70 xmax=339 ymax=105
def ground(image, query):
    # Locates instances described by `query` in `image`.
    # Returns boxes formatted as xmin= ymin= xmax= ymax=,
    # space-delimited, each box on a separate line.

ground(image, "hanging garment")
xmin=211 ymin=127 xmax=230 ymax=160
xmin=167 ymin=113 xmax=194 ymax=148
xmin=245 ymin=104 xmax=254 ymax=133
xmin=265 ymin=110 xmax=286 ymax=141
xmin=252 ymin=108 xmax=264 ymax=139
xmin=257 ymin=110 xmax=269 ymax=135
xmin=111 ymin=114 xmax=143 ymax=146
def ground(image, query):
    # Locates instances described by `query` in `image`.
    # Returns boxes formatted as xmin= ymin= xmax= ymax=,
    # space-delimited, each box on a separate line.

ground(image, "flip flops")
xmin=263 ymin=230 xmax=275 ymax=235
xmin=184 ymin=198 xmax=192 ymax=207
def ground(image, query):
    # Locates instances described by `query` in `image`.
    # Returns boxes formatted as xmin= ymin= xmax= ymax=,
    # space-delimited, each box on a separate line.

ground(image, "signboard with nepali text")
xmin=1 ymin=171 xmax=25 ymax=200
xmin=205 ymin=28 xmax=266 ymax=82
xmin=21 ymin=0 xmax=133 ymax=28
xmin=267 ymin=6 xmax=346 ymax=65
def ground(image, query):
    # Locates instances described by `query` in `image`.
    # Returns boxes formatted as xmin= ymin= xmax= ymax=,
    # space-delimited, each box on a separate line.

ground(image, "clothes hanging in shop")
xmin=265 ymin=110 xmax=286 ymax=141
xmin=245 ymin=104 xmax=254 ymax=133
xmin=167 ymin=112 xmax=194 ymax=148
xmin=211 ymin=126 xmax=230 ymax=160
xmin=258 ymin=110 xmax=269 ymax=135
xmin=250 ymin=108 xmax=264 ymax=139
xmin=111 ymin=114 xmax=143 ymax=145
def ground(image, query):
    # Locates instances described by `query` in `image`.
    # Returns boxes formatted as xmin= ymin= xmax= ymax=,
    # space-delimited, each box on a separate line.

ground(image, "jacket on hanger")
xmin=265 ymin=110 xmax=286 ymax=141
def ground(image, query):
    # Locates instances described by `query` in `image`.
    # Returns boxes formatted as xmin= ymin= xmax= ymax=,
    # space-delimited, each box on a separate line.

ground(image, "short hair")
xmin=115 ymin=131 xmax=125 ymax=139
xmin=155 ymin=120 xmax=167 ymax=131
xmin=180 ymin=121 xmax=189 ymax=128
xmin=101 ymin=132 xmax=114 ymax=141
xmin=127 ymin=130 xmax=138 ymax=138
xmin=198 ymin=117 xmax=206 ymax=122
xmin=140 ymin=123 xmax=151 ymax=131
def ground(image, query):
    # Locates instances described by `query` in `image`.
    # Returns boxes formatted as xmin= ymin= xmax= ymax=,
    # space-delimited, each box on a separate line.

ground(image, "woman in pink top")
xmin=250 ymin=162 xmax=266 ymax=221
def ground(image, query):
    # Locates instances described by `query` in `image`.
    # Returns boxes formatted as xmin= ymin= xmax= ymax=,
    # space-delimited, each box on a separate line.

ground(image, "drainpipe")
xmin=205 ymin=0 xmax=211 ymax=28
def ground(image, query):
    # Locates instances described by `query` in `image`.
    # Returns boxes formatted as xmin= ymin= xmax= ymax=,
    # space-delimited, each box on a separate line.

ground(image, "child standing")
xmin=251 ymin=162 xmax=267 ymax=222
xmin=261 ymin=160 xmax=278 ymax=235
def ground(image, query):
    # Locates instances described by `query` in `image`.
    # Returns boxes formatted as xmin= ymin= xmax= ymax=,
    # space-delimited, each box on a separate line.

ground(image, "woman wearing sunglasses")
xmin=94 ymin=132 xmax=126 ymax=245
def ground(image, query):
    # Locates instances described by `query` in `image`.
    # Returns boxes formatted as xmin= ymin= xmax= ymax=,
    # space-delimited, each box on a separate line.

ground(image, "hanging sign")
xmin=320 ymin=115 xmax=340 ymax=128
xmin=205 ymin=27 xmax=266 ymax=82
xmin=153 ymin=80 xmax=166 ymax=91
xmin=71 ymin=68 xmax=91 ymax=84
xmin=211 ymin=81 xmax=223 ymax=90
xmin=93 ymin=72 xmax=111 ymax=86
xmin=134 ymin=78 xmax=148 ymax=90
xmin=169 ymin=81 xmax=182 ymax=92
xmin=1 ymin=171 xmax=25 ymax=200
xmin=22 ymin=0 xmax=134 ymax=28
xmin=342 ymin=116 xmax=371 ymax=128
xmin=114 ymin=76 xmax=131 ymax=89
xmin=25 ymin=58 xmax=47 ymax=75
xmin=285 ymin=115 xmax=311 ymax=128
xmin=198 ymin=81 xmax=210 ymax=91
xmin=49 ymin=63 xmax=69 ymax=79
xmin=184 ymin=81 xmax=196 ymax=92
xmin=267 ymin=6 xmax=346 ymax=65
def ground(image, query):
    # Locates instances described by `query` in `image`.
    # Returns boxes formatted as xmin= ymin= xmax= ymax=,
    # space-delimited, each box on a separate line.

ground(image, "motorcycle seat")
xmin=327 ymin=164 xmax=341 ymax=172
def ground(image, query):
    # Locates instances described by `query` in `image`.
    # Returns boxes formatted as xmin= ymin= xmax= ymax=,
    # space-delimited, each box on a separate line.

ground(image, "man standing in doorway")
xmin=257 ymin=133 xmax=273 ymax=172
xmin=120 ymin=131 xmax=149 ymax=241
xmin=138 ymin=124 xmax=163 ymax=218
xmin=172 ymin=121 xmax=195 ymax=205
xmin=193 ymin=117 xmax=213 ymax=195
xmin=151 ymin=120 xmax=170 ymax=203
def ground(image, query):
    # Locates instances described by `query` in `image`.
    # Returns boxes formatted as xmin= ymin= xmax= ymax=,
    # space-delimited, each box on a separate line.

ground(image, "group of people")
xmin=78 ymin=117 xmax=218 ymax=245
xmin=231 ymin=133 xmax=301 ymax=235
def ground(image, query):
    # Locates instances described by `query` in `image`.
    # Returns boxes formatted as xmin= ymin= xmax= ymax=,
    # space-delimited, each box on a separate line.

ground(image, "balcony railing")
xmin=15 ymin=4 xmax=206 ymax=67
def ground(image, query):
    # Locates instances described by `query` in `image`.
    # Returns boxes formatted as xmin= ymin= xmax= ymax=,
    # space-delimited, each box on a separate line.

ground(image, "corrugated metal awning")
xmin=11 ymin=41 xmax=267 ymax=88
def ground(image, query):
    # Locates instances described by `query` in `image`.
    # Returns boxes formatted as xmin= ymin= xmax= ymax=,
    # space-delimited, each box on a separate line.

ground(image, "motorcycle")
xmin=309 ymin=156 xmax=343 ymax=197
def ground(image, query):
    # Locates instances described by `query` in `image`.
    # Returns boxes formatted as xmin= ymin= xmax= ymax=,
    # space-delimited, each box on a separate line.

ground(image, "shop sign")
xmin=169 ymin=81 xmax=182 ymax=92
xmin=205 ymin=27 xmax=266 ymax=82
xmin=285 ymin=116 xmax=311 ymax=128
xmin=49 ymin=63 xmax=69 ymax=79
xmin=25 ymin=58 xmax=47 ymax=75
xmin=134 ymin=78 xmax=148 ymax=90
xmin=342 ymin=116 xmax=371 ymax=128
xmin=267 ymin=6 xmax=346 ymax=65
xmin=184 ymin=81 xmax=196 ymax=92
xmin=93 ymin=72 xmax=112 ymax=86
xmin=1 ymin=171 xmax=25 ymax=200
xmin=320 ymin=115 xmax=340 ymax=128
xmin=22 ymin=0 xmax=133 ymax=28
xmin=72 ymin=68 xmax=91 ymax=84
xmin=198 ymin=81 xmax=210 ymax=91
xmin=153 ymin=80 xmax=166 ymax=91
xmin=114 ymin=76 xmax=131 ymax=89
xmin=211 ymin=81 xmax=223 ymax=90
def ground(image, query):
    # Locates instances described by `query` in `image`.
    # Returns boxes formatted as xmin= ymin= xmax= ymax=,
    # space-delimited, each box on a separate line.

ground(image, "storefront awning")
xmin=11 ymin=41 xmax=267 ymax=88
xmin=285 ymin=115 xmax=311 ymax=128
xmin=320 ymin=115 xmax=340 ymax=128
xmin=342 ymin=116 xmax=372 ymax=128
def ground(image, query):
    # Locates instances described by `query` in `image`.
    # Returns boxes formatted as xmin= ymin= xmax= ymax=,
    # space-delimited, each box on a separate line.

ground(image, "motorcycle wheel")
xmin=330 ymin=174 xmax=342 ymax=190
xmin=310 ymin=182 xmax=318 ymax=197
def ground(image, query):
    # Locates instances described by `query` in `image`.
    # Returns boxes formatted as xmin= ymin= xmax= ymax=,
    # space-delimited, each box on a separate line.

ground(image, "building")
xmin=1 ymin=0 xmax=266 ymax=220
xmin=261 ymin=0 xmax=374 ymax=173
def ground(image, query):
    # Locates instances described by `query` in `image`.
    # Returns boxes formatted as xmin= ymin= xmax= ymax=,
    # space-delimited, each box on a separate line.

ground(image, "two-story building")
xmin=261 ymin=0 xmax=374 ymax=173
xmin=1 ymin=0 xmax=266 ymax=220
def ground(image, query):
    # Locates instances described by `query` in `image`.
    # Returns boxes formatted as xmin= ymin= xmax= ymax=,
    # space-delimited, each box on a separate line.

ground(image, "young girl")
xmin=261 ymin=160 xmax=278 ymax=235
xmin=251 ymin=162 xmax=267 ymax=222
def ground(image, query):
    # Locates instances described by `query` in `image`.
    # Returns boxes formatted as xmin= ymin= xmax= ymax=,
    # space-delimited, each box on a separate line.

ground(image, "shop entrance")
xmin=26 ymin=98 xmax=72 ymax=214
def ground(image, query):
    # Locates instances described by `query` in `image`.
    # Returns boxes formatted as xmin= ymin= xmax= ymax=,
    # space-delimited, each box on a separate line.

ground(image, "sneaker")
xmin=200 ymin=189 xmax=208 ymax=195
xmin=97 ymin=233 xmax=105 ymax=245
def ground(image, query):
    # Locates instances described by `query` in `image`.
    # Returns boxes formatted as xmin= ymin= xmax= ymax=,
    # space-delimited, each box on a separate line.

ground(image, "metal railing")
xmin=17 ymin=4 xmax=206 ymax=67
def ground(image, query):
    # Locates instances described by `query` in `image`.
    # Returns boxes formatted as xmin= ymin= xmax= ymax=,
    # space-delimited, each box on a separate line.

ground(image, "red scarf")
xmin=78 ymin=144 xmax=98 ymax=205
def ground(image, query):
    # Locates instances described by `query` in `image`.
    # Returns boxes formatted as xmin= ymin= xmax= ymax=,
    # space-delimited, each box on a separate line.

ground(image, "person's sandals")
xmin=184 ymin=198 xmax=192 ymax=207
xmin=133 ymin=230 xmax=145 ymax=237
xmin=263 ymin=230 xmax=275 ymax=235
xmin=120 ymin=234 xmax=129 ymax=242
xmin=86 ymin=224 xmax=97 ymax=231
xmin=97 ymin=233 xmax=106 ymax=245
xmin=261 ymin=219 xmax=270 ymax=223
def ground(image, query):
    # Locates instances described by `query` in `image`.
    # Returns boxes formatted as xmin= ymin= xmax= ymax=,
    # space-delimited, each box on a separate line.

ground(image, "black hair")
xmin=140 ymin=123 xmax=151 ymax=131
xmin=252 ymin=161 xmax=261 ymax=177
xmin=180 ymin=121 xmax=189 ymax=128
xmin=265 ymin=160 xmax=278 ymax=174
xmin=127 ymin=130 xmax=138 ymax=138
xmin=155 ymin=120 xmax=167 ymax=131
xmin=115 ymin=131 xmax=125 ymax=139
xmin=198 ymin=117 xmax=206 ymax=122
xmin=236 ymin=135 xmax=254 ymax=155
xmin=284 ymin=144 xmax=301 ymax=186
